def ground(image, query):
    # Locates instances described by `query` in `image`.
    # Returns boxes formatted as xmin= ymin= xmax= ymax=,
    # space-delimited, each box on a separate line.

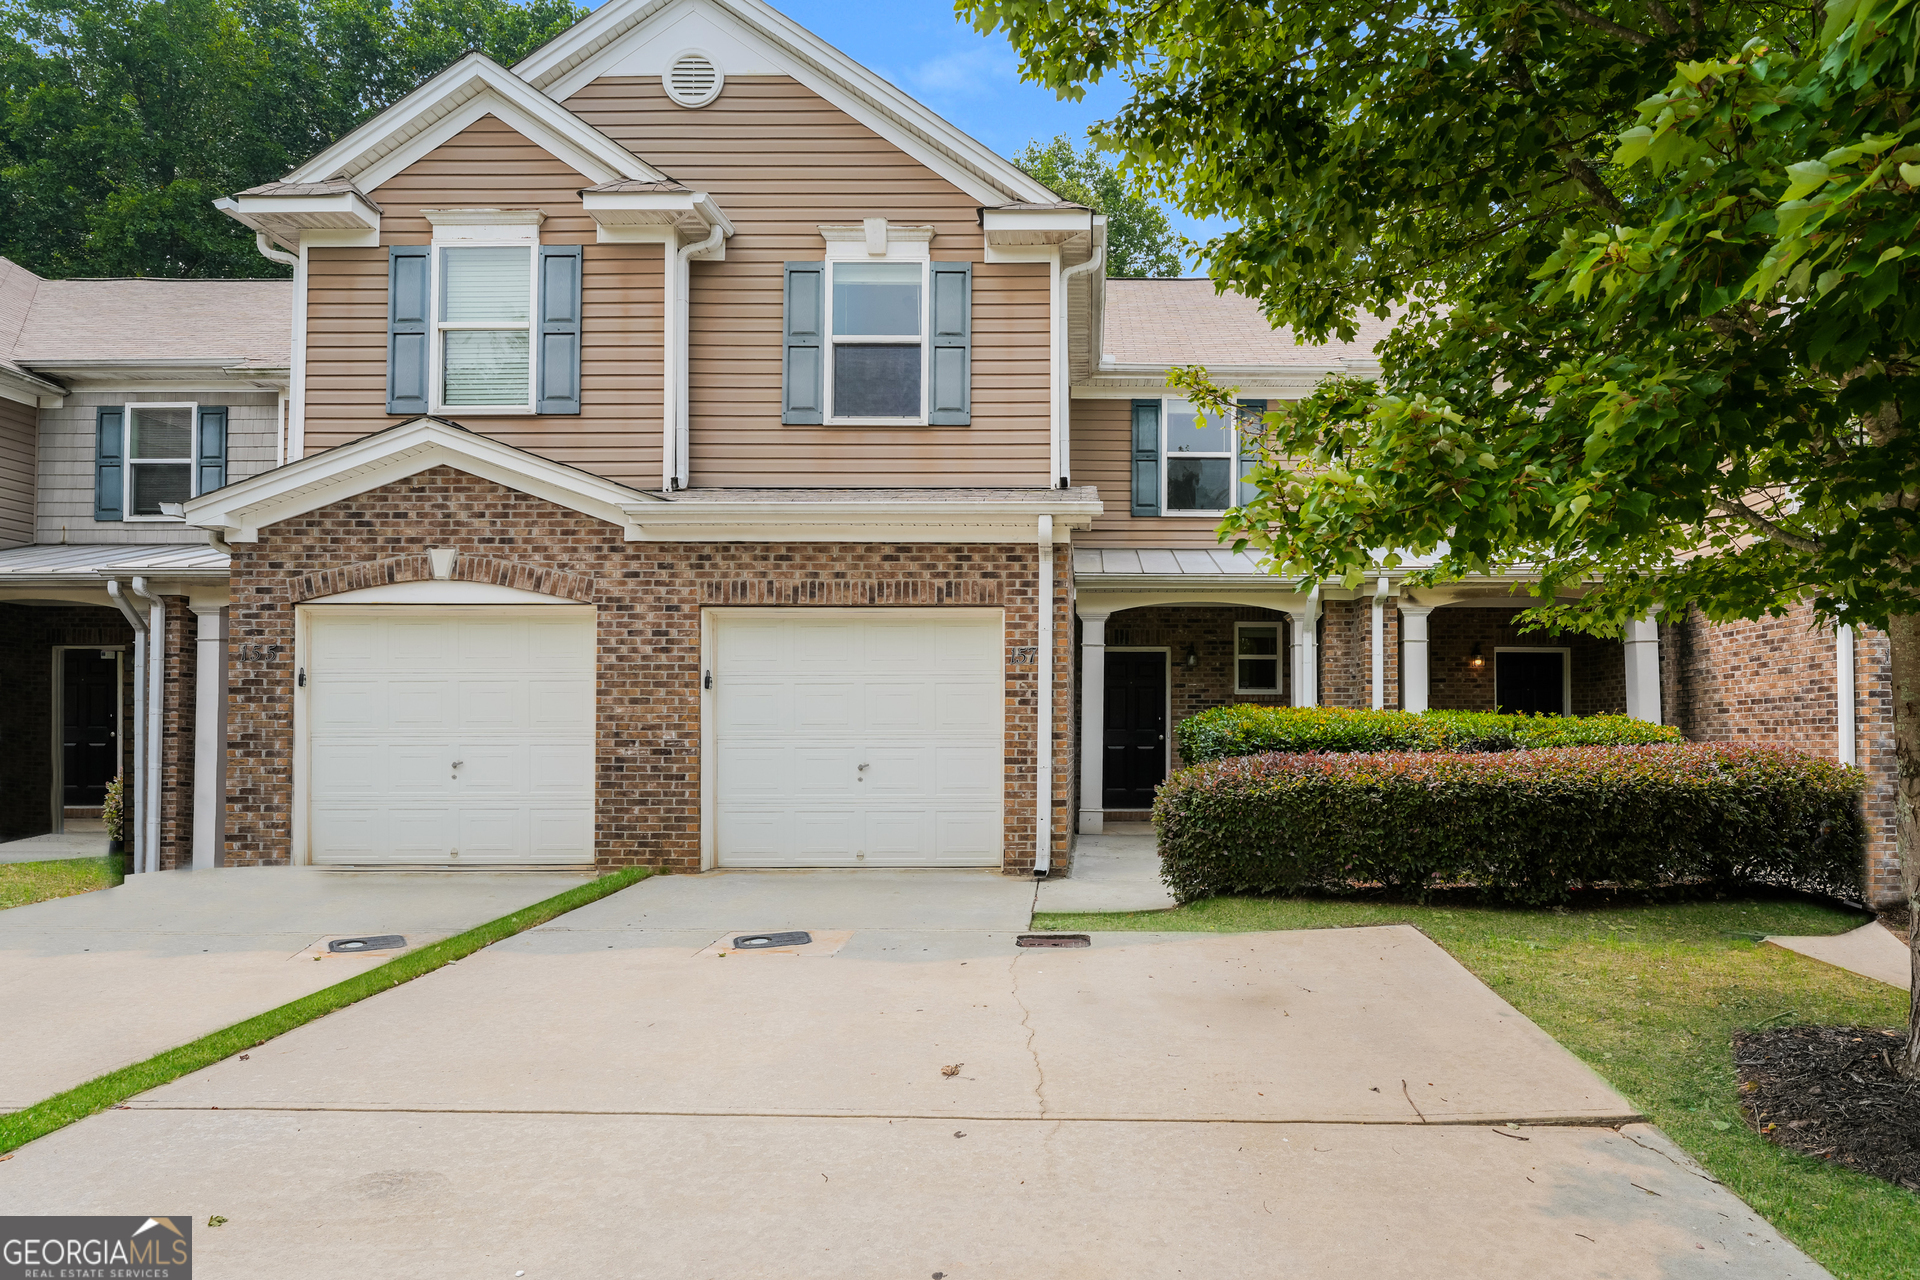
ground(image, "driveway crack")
xmin=1617 ymin=1127 xmax=1723 ymax=1184
xmin=1009 ymin=952 xmax=1048 ymax=1117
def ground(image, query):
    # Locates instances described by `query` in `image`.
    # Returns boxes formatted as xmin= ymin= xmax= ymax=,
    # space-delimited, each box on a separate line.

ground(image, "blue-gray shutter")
xmin=927 ymin=260 xmax=972 ymax=425
xmin=386 ymin=245 xmax=430 ymax=415
xmin=536 ymin=245 xmax=583 ymax=415
xmin=1235 ymin=398 xmax=1267 ymax=507
xmin=782 ymin=262 xmax=825 ymax=425
xmin=94 ymin=407 xmax=124 ymax=521
xmin=1130 ymin=399 xmax=1161 ymax=517
xmin=195 ymin=406 xmax=228 ymax=495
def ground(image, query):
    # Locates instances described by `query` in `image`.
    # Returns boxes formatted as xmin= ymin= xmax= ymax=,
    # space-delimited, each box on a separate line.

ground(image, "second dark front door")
xmin=1495 ymin=650 xmax=1566 ymax=715
xmin=62 ymin=649 xmax=120 ymax=808
xmin=1103 ymin=651 xmax=1166 ymax=809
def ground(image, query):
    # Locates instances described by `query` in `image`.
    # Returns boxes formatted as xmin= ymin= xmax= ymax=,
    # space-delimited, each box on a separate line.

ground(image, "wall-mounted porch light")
xmin=1469 ymin=643 xmax=1485 ymax=669
xmin=1184 ymin=643 xmax=1199 ymax=668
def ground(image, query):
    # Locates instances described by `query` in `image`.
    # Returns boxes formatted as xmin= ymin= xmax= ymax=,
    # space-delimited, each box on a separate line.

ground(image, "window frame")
xmin=1233 ymin=621 xmax=1285 ymax=695
xmin=120 ymin=400 xmax=199 ymax=523
xmin=430 ymin=239 xmax=539 ymax=417
xmin=824 ymin=258 xmax=930 ymax=426
xmin=1159 ymin=397 xmax=1257 ymax=517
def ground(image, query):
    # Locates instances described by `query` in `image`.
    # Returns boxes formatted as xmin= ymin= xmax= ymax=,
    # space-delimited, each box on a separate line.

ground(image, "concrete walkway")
xmin=0 ymin=869 xmax=1831 ymax=1278
xmin=0 ymin=867 xmax=590 ymax=1109
xmin=1767 ymin=920 xmax=1909 ymax=988
xmin=0 ymin=820 xmax=110 ymax=864
xmin=1036 ymin=829 xmax=1177 ymax=913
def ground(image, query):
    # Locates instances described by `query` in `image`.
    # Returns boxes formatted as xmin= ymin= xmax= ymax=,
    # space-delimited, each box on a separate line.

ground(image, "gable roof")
xmin=184 ymin=416 xmax=662 ymax=543
xmin=0 ymin=257 xmax=290 ymax=401
xmin=285 ymin=52 xmax=670 ymax=194
xmin=1101 ymin=278 xmax=1391 ymax=373
xmin=513 ymin=0 xmax=1059 ymax=207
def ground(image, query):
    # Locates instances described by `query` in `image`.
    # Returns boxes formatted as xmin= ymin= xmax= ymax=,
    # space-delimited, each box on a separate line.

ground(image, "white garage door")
xmin=305 ymin=606 xmax=595 ymax=866
xmin=713 ymin=610 xmax=1003 ymax=867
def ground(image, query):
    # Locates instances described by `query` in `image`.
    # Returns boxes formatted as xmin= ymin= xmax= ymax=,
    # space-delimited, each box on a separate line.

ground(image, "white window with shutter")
xmin=414 ymin=211 xmax=565 ymax=417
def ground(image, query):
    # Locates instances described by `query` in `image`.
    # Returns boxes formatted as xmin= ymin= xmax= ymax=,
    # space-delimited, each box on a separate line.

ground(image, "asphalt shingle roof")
xmin=1103 ymin=278 xmax=1391 ymax=368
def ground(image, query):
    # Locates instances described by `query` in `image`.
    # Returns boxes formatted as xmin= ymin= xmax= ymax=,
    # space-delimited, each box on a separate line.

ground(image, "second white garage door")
xmin=712 ymin=610 xmax=1003 ymax=867
xmin=305 ymin=606 xmax=595 ymax=866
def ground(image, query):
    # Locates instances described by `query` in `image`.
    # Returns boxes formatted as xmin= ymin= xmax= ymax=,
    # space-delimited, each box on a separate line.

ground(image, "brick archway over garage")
xmin=287 ymin=553 xmax=596 ymax=604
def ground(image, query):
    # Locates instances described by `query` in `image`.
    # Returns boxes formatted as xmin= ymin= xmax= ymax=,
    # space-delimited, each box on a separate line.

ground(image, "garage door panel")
xmin=714 ymin=611 xmax=1002 ymax=868
xmin=528 ymin=742 xmax=592 ymax=792
xmin=308 ymin=608 xmax=594 ymax=867
xmin=936 ymin=809 xmax=1000 ymax=858
xmin=528 ymin=678 xmax=593 ymax=728
xmin=932 ymin=746 xmax=999 ymax=796
xmin=388 ymin=681 xmax=455 ymax=727
xmin=864 ymin=682 xmax=932 ymax=731
xmin=457 ymin=680 xmax=526 ymax=729
xmin=792 ymin=682 xmax=860 ymax=731
xmin=935 ymin=683 xmax=999 ymax=733
xmin=795 ymin=748 xmax=861 ymax=795
xmin=310 ymin=618 xmax=377 ymax=668
xmin=718 ymin=682 xmax=787 ymax=732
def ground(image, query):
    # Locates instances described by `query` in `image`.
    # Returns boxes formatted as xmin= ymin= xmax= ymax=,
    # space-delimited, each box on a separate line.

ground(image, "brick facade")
xmin=158 ymin=596 xmax=195 ymax=870
xmin=1662 ymin=602 xmax=1898 ymax=905
xmin=222 ymin=464 xmax=1071 ymax=874
xmin=1427 ymin=606 xmax=1626 ymax=715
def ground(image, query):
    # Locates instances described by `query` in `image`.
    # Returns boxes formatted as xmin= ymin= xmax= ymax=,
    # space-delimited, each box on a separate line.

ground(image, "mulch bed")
xmin=1735 ymin=1025 xmax=1920 ymax=1191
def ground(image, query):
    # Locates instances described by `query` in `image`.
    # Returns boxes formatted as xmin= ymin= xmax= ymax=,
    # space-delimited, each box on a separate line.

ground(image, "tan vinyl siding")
xmin=0 ymin=394 xmax=35 ymax=548
xmin=1071 ymin=398 xmax=1239 ymax=548
xmin=302 ymin=115 xmax=664 ymax=485
xmin=566 ymin=76 xmax=1052 ymax=489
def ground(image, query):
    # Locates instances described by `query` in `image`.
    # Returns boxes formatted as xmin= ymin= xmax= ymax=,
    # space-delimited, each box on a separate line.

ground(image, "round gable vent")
xmin=666 ymin=51 xmax=722 ymax=108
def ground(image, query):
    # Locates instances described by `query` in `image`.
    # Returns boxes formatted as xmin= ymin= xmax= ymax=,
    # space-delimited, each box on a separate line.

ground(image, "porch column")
xmin=1400 ymin=603 xmax=1434 ymax=713
xmin=1077 ymin=610 xmax=1110 ymax=835
xmin=190 ymin=604 xmax=227 ymax=870
xmin=1371 ymin=577 xmax=1390 ymax=710
xmin=1288 ymin=587 xmax=1322 ymax=707
xmin=1622 ymin=614 xmax=1662 ymax=723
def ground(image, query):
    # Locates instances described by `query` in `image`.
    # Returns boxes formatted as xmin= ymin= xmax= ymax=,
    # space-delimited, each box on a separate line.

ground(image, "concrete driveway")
xmin=1 ymin=869 xmax=1829 ymax=1278
xmin=0 ymin=867 xmax=590 ymax=1109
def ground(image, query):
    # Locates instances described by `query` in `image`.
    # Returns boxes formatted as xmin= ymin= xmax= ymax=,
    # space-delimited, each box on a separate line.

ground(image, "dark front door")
xmin=62 ymin=649 xmax=119 ymax=808
xmin=1103 ymin=651 xmax=1166 ymax=809
xmin=1496 ymin=651 xmax=1566 ymax=715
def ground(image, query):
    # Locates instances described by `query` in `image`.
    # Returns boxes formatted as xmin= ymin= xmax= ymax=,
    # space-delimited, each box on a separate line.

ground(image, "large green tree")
xmin=1013 ymin=135 xmax=1184 ymax=276
xmin=0 ymin=0 xmax=585 ymax=278
xmin=963 ymin=0 xmax=1920 ymax=1062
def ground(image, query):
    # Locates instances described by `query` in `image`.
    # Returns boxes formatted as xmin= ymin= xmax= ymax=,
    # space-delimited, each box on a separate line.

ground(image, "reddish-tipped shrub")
xmin=1152 ymin=744 xmax=1864 ymax=905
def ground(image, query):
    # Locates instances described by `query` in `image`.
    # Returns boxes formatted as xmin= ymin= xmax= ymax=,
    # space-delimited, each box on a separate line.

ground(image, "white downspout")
xmin=1838 ymin=624 xmax=1857 ymax=765
xmin=1056 ymin=233 xmax=1104 ymax=487
xmin=106 ymin=581 xmax=148 ymax=874
xmin=129 ymin=578 xmax=164 ymax=874
xmin=1036 ymin=515 xmax=1055 ymax=876
xmin=1371 ymin=576 xmax=1389 ymax=710
xmin=670 ymin=223 xmax=724 ymax=490
xmin=253 ymin=233 xmax=301 ymax=465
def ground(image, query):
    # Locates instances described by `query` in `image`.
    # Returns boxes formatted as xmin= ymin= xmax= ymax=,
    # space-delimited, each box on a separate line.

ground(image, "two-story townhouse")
xmin=0 ymin=0 xmax=1896 ymax=906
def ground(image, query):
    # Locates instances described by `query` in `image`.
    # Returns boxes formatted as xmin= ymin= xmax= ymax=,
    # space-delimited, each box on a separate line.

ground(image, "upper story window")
xmin=440 ymin=245 xmax=534 ymax=409
xmin=93 ymin=403 xmax=227 ymax=522
xmin=831 ymin=261 xmax=924 ymax=420
xmin=1129 ymin=397 xmax=1268 ymax=518
xmin=782 ymin=220 xmax=971 ymax=428
xmin=386 ymin=211 xmax=582 ymax=419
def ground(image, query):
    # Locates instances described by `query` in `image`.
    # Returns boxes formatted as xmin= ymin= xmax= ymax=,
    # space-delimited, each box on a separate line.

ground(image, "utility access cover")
xmin=733 ymin=931 xmax=812 ymax=949
xmin=1017 ymin=934 xmax=1090 ymax=948
xmin=329 ymin=934 xmax=407 ymax=953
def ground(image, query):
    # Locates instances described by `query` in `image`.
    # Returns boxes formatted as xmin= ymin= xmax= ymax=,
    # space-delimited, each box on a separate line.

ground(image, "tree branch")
xmin=1505 ymin=57 xmax=1632 ymax=220
xmin=1717 ymin=499 xmax=1826 ymax=554
xmin=1642 ymin=0 xmax=1683 ymax=34
xmin=1546 ymin=0 xmax=1654 ymax=44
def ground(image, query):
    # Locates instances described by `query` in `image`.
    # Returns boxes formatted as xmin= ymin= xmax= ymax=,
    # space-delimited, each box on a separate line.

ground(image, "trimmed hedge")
xmin=1153 ymin=744 xmax=1864 ymax=905
xmin=1173 ymin=704 xmax=1682 ymax=764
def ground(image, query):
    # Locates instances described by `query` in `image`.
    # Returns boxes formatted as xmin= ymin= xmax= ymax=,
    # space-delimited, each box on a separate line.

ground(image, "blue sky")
xmin=584 ymin=0 xmax=1226 ymax=258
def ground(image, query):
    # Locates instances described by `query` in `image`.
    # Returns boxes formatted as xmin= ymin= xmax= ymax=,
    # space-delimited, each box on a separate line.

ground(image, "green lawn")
xmin=0 ymin=855 xmax=122 ymax=911
xmin=1035 ymin=894 xmax=1913 ymax=1280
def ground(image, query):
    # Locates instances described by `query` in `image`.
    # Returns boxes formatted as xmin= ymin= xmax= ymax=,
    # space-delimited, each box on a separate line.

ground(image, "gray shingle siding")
xmin=36 ymin=390 xmax=279 ymax=545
